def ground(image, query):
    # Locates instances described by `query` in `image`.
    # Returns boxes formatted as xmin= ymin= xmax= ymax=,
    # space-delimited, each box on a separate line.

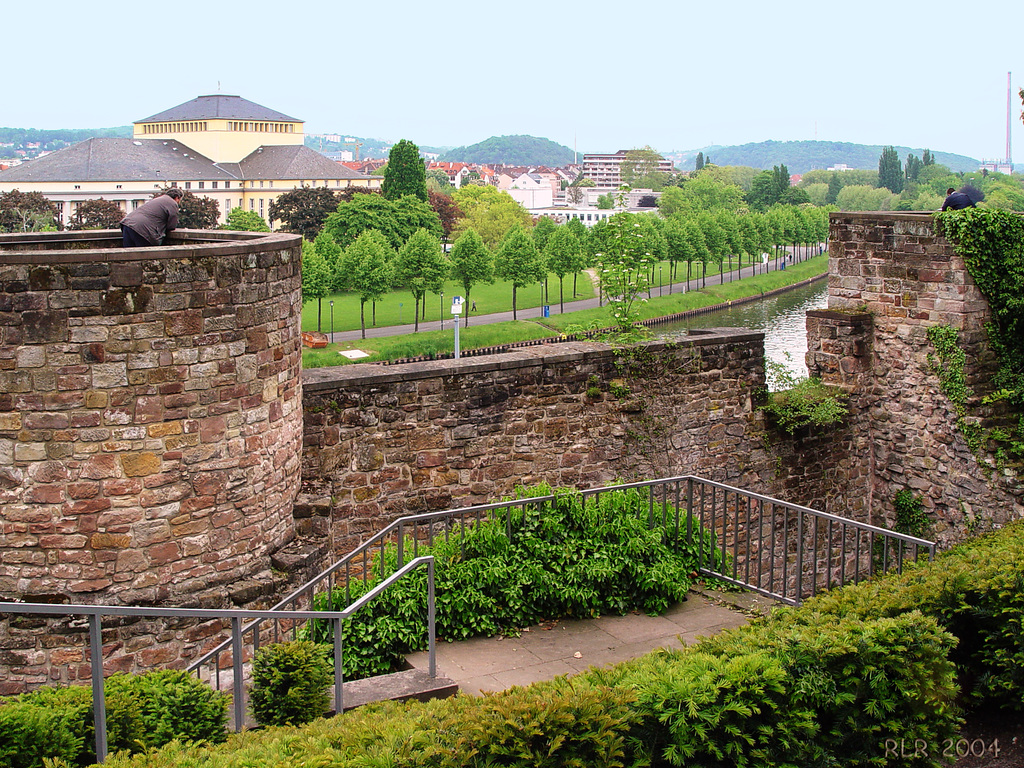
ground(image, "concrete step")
xmin=329 ymin=668 xmax=459 ymax=713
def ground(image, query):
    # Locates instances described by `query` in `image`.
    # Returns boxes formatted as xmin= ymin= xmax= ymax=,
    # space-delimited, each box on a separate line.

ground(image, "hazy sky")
xmin=8 ymin=0 xmax=1022 ymax=162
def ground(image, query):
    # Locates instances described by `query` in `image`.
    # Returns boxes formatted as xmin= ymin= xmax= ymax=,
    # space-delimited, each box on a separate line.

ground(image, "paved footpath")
xmin=405 ymin=589 xmax=774 ymax=695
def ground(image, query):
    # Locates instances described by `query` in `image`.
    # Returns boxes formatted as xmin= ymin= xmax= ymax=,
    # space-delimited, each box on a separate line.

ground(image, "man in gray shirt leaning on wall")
xmin=121 ymin=187 xmax=183 ymax=247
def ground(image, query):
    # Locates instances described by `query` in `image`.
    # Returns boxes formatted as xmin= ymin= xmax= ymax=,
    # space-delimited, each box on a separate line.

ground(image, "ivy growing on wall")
xmin=933 ymin=209 xmax=1024 ymax=463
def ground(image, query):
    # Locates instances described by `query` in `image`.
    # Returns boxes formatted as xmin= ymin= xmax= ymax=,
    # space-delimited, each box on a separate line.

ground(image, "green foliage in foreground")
xmin=0 ymin=670 xmax=228 ymax=768
xmin=303 ymin=485 xmax=723 ymax=680
xmin=90 ymin=521 xmax=1024 ymax=768
xmin=249 ymin=641 xmax=333 ymax=727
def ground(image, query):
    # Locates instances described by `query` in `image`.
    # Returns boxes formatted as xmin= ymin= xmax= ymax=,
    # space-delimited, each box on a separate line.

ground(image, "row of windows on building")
xmin=62 ymin=197 xmax=271 ymax=223
xmin=138 ymin=121 xmax=296 ymax=134
xmin=139 ymin=122 xmax=209 ymax=134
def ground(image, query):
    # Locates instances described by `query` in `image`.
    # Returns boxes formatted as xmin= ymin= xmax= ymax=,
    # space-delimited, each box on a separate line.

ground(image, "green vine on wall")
xmin=926 ymin=324 xmax=984 ymax=456
xmin=933 ymin=209 xmax=1024 ymax=464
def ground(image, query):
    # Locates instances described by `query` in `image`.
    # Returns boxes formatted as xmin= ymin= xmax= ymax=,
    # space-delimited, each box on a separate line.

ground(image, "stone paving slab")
xmin=405 ymin=593 xmax=758 ymax=696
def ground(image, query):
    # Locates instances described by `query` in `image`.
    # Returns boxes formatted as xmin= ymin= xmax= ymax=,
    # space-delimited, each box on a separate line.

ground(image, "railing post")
xmin=428 ymin=558 xmax=436 ymax=678
xmin=89 ymin=614 xmax=107 ymax=763
xmin=333 ymin=618 xmax=343 ymax=714
xmin=686 ymin=477 xmax=694 ymax=554
xmin=794 ymin=509 xmax=804 ymax=605
xmin=231 ymin=617 xmax=244 ymax=732
xmin=396 ymin=522 xmax=404 ymax=569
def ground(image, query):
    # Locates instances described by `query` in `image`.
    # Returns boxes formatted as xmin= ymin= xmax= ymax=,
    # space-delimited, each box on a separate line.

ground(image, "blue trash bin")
xmin=543 ymin=305 xmax=550 ymax=318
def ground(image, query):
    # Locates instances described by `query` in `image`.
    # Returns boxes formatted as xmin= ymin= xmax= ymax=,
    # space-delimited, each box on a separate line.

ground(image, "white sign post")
xmin=451 ymin=296 xmax=464 ymax=359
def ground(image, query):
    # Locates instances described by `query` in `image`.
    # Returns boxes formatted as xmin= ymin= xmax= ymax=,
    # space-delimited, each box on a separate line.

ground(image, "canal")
xmin=657 ymin=279 xmax=829 ymax=390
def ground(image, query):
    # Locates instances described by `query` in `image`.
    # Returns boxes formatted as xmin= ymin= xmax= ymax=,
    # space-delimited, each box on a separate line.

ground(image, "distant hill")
xmin=667 ymin=140 xmax=980 ymax=175
xmin=439 ymin=135 xmax=575 ymax=167
xmin=0 ymin=126 xmax=132 ymax=159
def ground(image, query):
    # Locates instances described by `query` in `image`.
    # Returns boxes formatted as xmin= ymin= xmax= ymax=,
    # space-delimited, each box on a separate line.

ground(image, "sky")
xmin=7 ymin=0 xmax=1023 ymax=163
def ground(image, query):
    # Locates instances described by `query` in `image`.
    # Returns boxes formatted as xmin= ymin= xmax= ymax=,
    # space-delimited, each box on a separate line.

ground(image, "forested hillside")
xmin=0 ymin=126 xmax=132 ymax=158
xmin=672 ymin=140 xmax=978 ymax=174
xmin=439 ymin=135 xmax=576 ymax=166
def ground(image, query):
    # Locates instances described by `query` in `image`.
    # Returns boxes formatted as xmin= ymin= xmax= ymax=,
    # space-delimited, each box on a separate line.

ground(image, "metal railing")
xmin=0 ymin=555 xmax=434 ymax=763
xmin=679 ymin=476 xmax=934 ymax=604
xmin=188 ymin=474 xmax=933 ymax=692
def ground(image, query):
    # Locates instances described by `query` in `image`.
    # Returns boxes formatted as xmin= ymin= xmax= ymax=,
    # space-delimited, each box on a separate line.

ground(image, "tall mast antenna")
xmin=1006 ymin=71 xmax=1012 ymax=165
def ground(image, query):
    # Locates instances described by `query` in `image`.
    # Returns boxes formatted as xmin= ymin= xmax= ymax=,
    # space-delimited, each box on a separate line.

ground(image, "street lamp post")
xmin=440 ymin=291 xmax=444 ymax=331
xmin=329 ymin=300 xmax=334 ymax=344
xmin=659 ymin=266 xmax=663 ymax=297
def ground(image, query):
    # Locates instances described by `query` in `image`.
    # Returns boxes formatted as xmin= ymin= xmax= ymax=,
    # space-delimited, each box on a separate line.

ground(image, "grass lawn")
xmin=302 ymin=255 xmax=827 ymax=368
xmin=302 ymin=272 xmax=597 ymax=335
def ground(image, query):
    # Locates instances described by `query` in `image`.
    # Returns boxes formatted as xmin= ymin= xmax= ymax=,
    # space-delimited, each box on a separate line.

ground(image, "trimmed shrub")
xmin=249 ymin=640 xmax=334 ymax=727
xmin=106 ymin=670 xmax=228 ymax=748
xmin=0 ymin=671 xmax=227 ymax=768
xmin=795 ymin=520 xmax=1024 ymax=710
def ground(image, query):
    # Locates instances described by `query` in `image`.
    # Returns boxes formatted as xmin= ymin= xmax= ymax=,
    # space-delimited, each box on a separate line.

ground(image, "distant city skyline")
xmin=9 ymin=0 xmax=1022 ymax=164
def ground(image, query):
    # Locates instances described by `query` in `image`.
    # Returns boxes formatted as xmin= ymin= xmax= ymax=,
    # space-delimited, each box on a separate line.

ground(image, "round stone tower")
xmin=0 ymin=229 xmax=303 ymax=605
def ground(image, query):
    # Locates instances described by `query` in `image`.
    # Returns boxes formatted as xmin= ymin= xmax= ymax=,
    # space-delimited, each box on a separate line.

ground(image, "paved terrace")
xmin=404 ymin=588 xmax=774 ymax=695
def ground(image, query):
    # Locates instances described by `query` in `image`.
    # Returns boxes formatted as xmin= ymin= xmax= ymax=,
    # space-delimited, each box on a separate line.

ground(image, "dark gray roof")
xmin=238 ymin=145 xmax=374 ymax=180
xmin=0 ymin=138 xmax=238 ymax=182
xmin=137 ymin=95 xmax=301 ymax=124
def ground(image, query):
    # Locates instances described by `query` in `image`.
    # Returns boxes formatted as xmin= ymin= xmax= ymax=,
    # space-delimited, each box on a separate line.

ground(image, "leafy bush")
xmin=761 ymin=358 xmax=849 ymax=433
xmin=249 ymin=640 xmax=334 ymax=727
xmin=305 ymin=485 xmax=723 ymax=680
xmin=415 ymin=685 xmax=637 ymax=768
xmin=793 ymin=520 xmax=1024 ymax=710
xmin=106 ymin=670 xmax=227 ymax=749
xmin=0 ymin=670 xmax=226 ymax=768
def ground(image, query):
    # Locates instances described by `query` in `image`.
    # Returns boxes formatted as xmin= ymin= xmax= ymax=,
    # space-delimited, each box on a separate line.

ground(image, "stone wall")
xmin=301 ymin=330 xmax=775 ymax=556
xmin=0 ymin=231 xmax=305 ymax=606
xmin=805 ymin=212 xmax=1024 ymax=543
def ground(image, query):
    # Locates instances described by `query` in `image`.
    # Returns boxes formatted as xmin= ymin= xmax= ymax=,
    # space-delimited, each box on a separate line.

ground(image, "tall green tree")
xmin=565 ymin=217 xmax=589 ymax=297
xmin=222 ymin=207 xmax=270 ymax=232
xmin=452 ymin=185 xmax=532 ymax=248
xmin=382 ymin=139 xmax=427 ymax=202
xmin=544 ymin=225 xmax=585 ymax=313
xmin=826 ymin=173 xmax=842 ymax=205
xmin=314 ymin=230 xmax=344 ymax=291
xmin=620 ymin=146 xmax=668 ymax=190
xmin=449 ymin=228 xmax=493 ymax=327
xmin=269 ymin=186 xmax=340 ymax=240
xmin=697 ymin=212 xmax=727 ymax=284
xmin=878 ymin=146 xmax=904 ymax=193
xmin=682 ymin=218 xmax=709 ymax=285
xmin=662 ymin=216 xmax=693 ymax=288
xmin=592 ymin=212 xmax=659 ymax=331
xmin=395 ymin=229 xmax=449 ymax=331
xmin=343 ymin=230 xmax=396 ymax=339
xmin=494 ymin=225 xmax=545 ymax=320
xmin=532 ymin=216 xmax=558 ymax=253
xmin=695 ymin=152 xmax=705 ymax=171
xmin=300 ymin=239 xmax=332 ymax=332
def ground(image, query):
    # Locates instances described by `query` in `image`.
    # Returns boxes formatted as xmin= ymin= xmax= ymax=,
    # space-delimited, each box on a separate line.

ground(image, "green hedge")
xmin=94 ymin=611 xmax=958 ymax=768
xmin=0 ymin=670 xmax=228 ymax=768
xmin=306 ymin=485 xmax=725 ymax=680
xmin=789 ymin=519 xmax=1024 ymax=710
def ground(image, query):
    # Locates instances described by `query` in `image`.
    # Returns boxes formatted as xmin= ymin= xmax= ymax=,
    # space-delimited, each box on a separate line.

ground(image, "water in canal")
xmin=655 ymin=280 xmax=829 ymax=390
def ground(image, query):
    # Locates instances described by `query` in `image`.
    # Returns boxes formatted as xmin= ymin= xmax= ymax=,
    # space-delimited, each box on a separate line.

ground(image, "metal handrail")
xmin=0 ymin=555 xmax=434 ymax=763
xmin=187 ymin=474 xmax=934 ymax=697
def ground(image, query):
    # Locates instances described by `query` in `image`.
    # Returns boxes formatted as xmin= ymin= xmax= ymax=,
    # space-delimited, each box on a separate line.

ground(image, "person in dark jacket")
xmin=941 ymin=187 xmax=975 ymax=211
xmin=120 ymin=188 xmax=183 ymax=246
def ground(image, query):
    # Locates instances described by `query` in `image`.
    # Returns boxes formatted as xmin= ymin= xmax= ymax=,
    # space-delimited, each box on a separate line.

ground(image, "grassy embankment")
xmin=302 ymin=254 xmax=828 ymax=368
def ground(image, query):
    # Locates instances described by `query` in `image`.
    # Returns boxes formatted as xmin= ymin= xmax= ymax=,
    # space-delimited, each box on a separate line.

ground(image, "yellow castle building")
xmin=0 ymin=95 xmax=380 ymax=227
